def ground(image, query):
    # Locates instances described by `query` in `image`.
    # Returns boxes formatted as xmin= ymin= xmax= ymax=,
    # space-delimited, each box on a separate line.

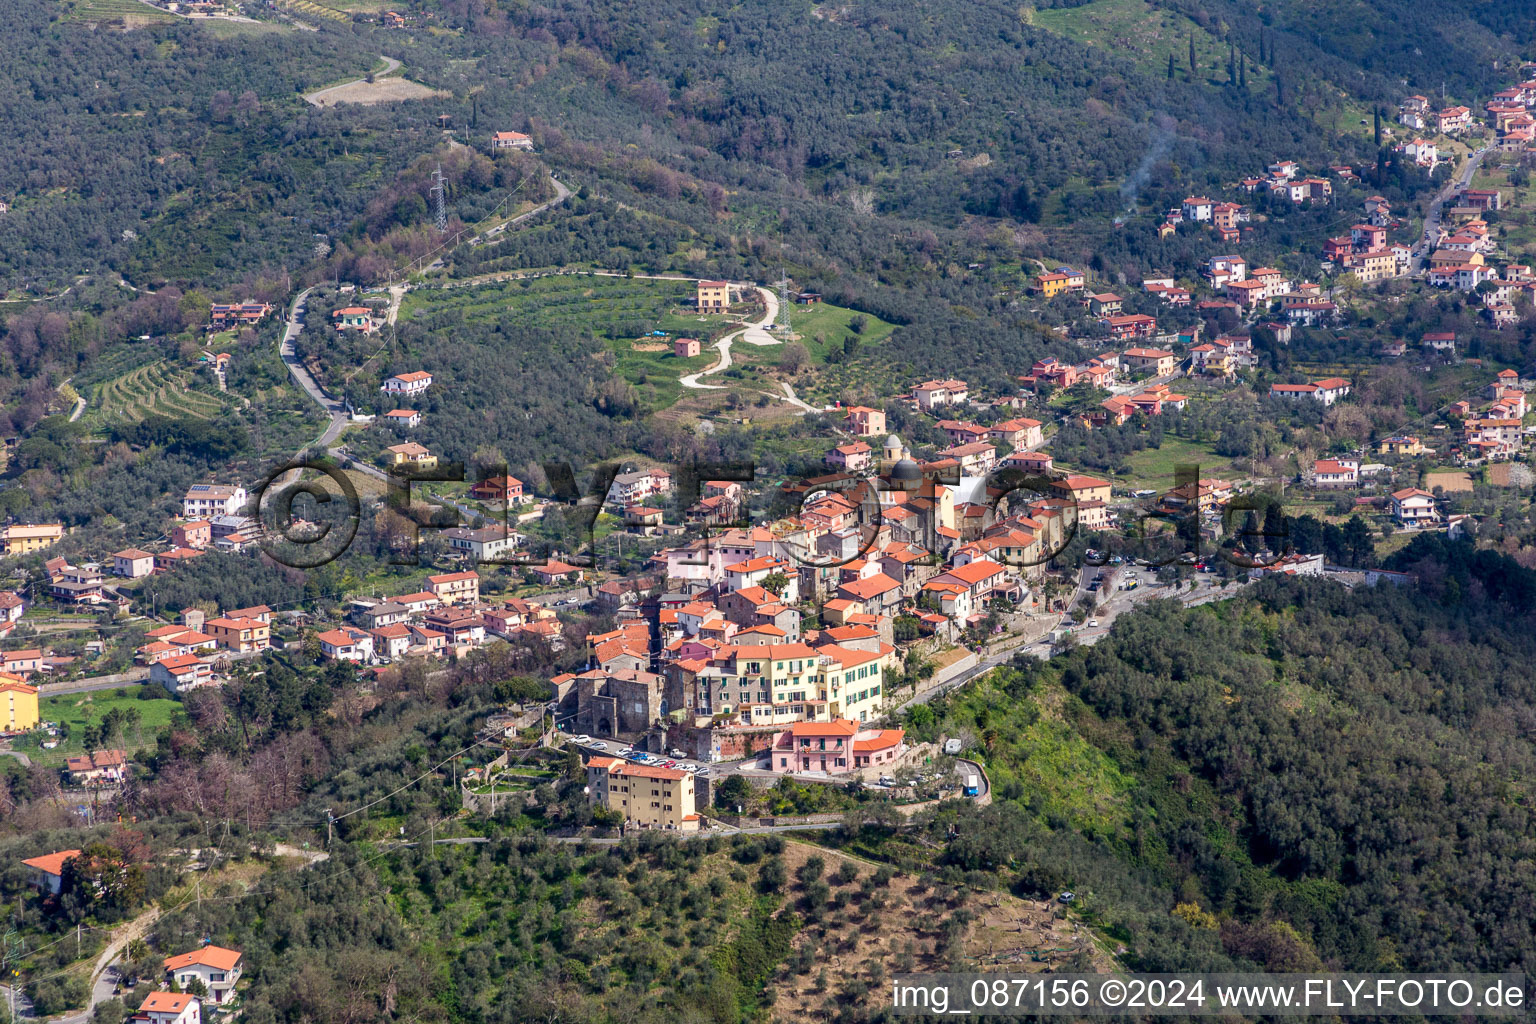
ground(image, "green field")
xmin=1082 ymin=435 xmax=1235 ymax=491
xmin=22 ymin=685 xmax=183 ymax=767
xmin=88 ymin=359 xmax=227 ymax=425
xmin=1034 ymin=0 xmax=1255 ymax=85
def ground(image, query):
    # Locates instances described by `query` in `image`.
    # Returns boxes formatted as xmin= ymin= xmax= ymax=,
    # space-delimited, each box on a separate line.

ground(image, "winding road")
xmin=278 ymin=286 xmax=351 ymax=452
xmin=678 ymin=286 xmax=780 ymax=390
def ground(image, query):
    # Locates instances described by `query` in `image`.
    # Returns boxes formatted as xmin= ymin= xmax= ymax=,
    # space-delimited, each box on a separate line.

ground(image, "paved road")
xmin=679 ymin=286 xmax=780 ymax=390
xmin=278 ymin=286 xmax=351 ymax=452
xmin=1412 ymin=145 xmax=1492 ymax=275
xmin=475 ymin=175 xmax=572 ymax=244
xmin=65 ymin=378 xmax=87 ymax=423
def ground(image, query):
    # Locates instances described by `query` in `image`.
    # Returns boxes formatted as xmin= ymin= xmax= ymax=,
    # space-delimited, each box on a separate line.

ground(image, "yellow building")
xmin=696 ymin=280 xmax=732 ymax=312
xmin=586 ymin=757 xmax=700 ymax=831
xmin=1348 ymin=249 xmax=1400 ymax=283
xmin=386 ymin=442 xmax=438 ymax=469
xmin=0 ymin=676 xmax=39 ymax=732
xmin=1378 ymin=435 xmax=1425 ymax=456
xmin=1 ymin=524 xmax=64 ymax=557
xmin=720 ymin=642 xmax=888 ymax=725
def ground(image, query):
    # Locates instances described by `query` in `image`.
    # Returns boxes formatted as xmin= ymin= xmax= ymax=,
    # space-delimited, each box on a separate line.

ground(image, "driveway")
xmin=679 ymin=286 xmax=780 ymax=390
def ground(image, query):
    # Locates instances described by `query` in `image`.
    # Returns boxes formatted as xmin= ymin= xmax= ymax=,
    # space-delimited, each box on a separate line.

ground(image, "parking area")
xmin=565 ymin=736 xmax=712 ymax=777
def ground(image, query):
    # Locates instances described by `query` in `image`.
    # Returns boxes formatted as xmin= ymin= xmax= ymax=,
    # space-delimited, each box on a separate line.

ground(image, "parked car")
xmin=588 ymin=740 xmax=608 ymax=750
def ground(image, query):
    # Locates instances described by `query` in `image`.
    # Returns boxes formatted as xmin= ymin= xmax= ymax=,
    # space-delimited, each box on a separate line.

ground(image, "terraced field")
xmin=89 ymin=360 xmax=227 ymax=425
xmin=65 ymin=0 xmax=179 ymax=20
xmin=281 ymin=0 xmax=348 ymax=20
xmin=407 ymin=274 xmax=701 ymax=337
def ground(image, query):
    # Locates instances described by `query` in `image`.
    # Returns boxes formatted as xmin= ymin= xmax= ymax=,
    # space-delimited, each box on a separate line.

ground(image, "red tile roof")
xmin=22 ymin=850 xmax=80 ymax=877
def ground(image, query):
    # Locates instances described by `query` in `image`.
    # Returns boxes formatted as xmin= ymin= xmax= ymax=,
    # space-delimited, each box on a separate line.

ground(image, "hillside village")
xmin=8 ymin=60 xmax=1536 ymax=817
xmin=10 ymin=0 xmax=1536 ymax=1016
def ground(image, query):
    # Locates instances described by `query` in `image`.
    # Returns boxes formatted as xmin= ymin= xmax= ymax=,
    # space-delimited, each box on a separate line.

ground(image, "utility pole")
xmin=324 ymin=808 xmax=334 ymax=848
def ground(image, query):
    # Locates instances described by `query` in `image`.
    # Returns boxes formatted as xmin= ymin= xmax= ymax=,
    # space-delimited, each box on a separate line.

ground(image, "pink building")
xmin=769 ymin=719 xmax=905 ymax=774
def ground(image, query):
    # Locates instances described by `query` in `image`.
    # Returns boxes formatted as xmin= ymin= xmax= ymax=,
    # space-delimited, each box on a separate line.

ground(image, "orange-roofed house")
xmin=164 ymin=946 xmax=243 ymax=1003
xmin=171 ymin=521 xmax=211 ymax=550
xmin=852 ymin=728 xmax=905 ymax=769
xmin=843 ymin=405 xmax=886 ymax=437
xmin=696 ymin=280 xmax=732 ymax=312
xmin=836 ymin=572 xmax=903 ymax=615
xmin=65 ymin=749 xmax=126 ymax=786
xmin=470 ymin=475 xmax=523 ymax=503
xmin=134 ymin=990 xmax=201 ymax=1024
xmin=1045 ymin=474 xmax=1112 ymax=530
xmin=22 ymin=849 xmax=80 ymax=894
xmin=771 ymin=718 xmax=858 ymax=773
xmin=383 ymin=409 xmax=421 ymax=428
xmin=1390 ymin=488 xmax=1438 ymax=527
xmin=204 ymin=617 xmax=270 ymax=653
xmin=585 ymin=756 xmax=699 ymax=831
xmin=427 ymin=570 xmax=480 ymax=606
xmin=381 ymin=370 xmax=433 ymax=396
xmin=1121 ymin=347 xmax=1177 ymax=376
xmin=333 ymin=306 xmax=374 ymax=332
xmin=490 ymin=130 xmax=534 ymax=150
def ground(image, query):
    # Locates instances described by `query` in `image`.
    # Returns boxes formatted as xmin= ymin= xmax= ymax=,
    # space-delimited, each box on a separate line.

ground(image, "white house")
xmin=1312 ymin=458 xmax=1359 ymax=488
xmin=490 ymin=130 xmax=534 ymax=150
xmin=164 ymin=946 xmax=242 ymax=1004
xmin=150 ymin=654 xmax=215 ymax=693
xmin=22 ymin=850 xmax=79 ymax=894
xmin=111 ymin=549 xmax=156 ymax=579
xmin=1390 ymin=488 xmax=1438 ymax=527
xmin=911 ymin=379 xmax=969 ymax=411
xmin=1180 ymin=197 xmax=1215 ymax=222
xmin=381 ymin=371 xmax=433 ymax=396
xmin=182 ymin=484 xmax=247 ymax=519
xmin=316 ymin=627 xmax=374 ymax=662
xmin=441 ymin=525 xmax=521 ymax=561
xmin=135 ymin=992 xmax=201 ymax=1024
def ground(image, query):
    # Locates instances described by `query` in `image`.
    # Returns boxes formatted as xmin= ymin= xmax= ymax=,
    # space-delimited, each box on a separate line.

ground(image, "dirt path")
xmin=303 ymin=56 xmax=408 ymax=107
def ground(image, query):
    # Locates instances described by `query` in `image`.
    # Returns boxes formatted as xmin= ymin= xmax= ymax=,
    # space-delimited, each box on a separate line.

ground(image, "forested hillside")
xmin=905 ymin=536 xmax=1536 ymax=981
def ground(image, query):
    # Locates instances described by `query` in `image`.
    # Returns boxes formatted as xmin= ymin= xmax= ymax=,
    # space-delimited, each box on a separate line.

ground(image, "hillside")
xmin=905 ymin=538 xmax=1536 ymax=979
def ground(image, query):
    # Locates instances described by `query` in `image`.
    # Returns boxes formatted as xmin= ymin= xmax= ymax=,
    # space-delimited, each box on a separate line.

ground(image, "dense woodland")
xmin=901 ymin=537 xmax=1536 ymax=983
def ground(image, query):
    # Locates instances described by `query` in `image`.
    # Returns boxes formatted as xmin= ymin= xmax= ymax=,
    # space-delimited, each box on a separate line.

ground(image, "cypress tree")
xmin=1189 ymin=35 xmax=1197 ymax=77
xmin=1374 ymin=107 xmax=1382 ymax=146
xmin=1168 ymin=52 xmax=1176 ymax=80
xmin=1239 ymin=53 xmax=1247 ymax=89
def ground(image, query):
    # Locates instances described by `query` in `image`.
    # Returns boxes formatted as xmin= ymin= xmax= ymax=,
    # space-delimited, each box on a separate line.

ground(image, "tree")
xmin=1168 ymin=52 xmax=1175 ymax=80
xmin=760 ymin=571 xmax=790 ymax=597
xmin=778 ymin=342 xmax=810 ymax=374
xmin=1188 ymin=35 xmax=1197 ymax=77
xmin=1374 ymin=107 xmax=1382 ymax=146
